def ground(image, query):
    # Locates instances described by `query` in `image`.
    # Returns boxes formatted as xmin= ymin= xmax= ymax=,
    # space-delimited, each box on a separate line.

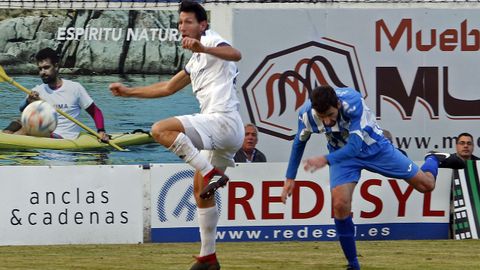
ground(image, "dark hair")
xmin=457 ymin=132 xmax=473 ymax=142
xmin=310 ymin=85 xmax=338 ymax=114
xmin=36 ymin=48 xmax=60 ymax=64
xmin=179 ymin=1 xmax=208 ymax=24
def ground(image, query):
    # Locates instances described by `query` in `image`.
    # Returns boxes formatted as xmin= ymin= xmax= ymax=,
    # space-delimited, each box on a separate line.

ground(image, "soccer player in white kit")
xmin=109 ymin=2 xmax=243 ymax=269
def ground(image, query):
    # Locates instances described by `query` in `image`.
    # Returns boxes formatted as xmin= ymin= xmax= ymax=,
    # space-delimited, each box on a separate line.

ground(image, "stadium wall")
xmin=0 ymin=1 xmax=479 ymax=245
xmin=150 ymin=162 xmax=452 ymax=243
xmin=0 ymin=165 xmax=145 ymax=245
xmin=228 ymin=6 xmax=480 ymax=162
xmin=0 ymin=163 xmax=456 ymax=245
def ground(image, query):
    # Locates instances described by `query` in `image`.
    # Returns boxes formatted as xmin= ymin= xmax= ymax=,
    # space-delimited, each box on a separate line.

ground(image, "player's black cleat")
xmin=200 ymin=169 xmax=229 ymax=200
xmin=190 ymin=261 xmax=220 ymax=270
xmin=425 ymin=151 xmax=465 ymax=169
xmin=190 ymin=254 xmax=220 ymax=270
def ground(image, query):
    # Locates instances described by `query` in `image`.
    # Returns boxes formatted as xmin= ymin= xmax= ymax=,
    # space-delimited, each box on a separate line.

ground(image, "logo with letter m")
xmin=242 ymin=38 xmax=366 ymax=140
xmin=376 ymin=66 xmax=480 ymax=120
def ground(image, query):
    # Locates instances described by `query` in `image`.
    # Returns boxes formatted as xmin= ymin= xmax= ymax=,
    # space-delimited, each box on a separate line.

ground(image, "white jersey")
xmin=184 ymin=29 xmax=240 ymax=114
xmin=31 ymin=79 xmax=94 ymax=139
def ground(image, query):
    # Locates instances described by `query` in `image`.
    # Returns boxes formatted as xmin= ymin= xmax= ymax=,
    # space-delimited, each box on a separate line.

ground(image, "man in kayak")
xmin=109 ymin=2 xmax=243 ymax=269
xmin=2 ymin=47 xmax=109 ymax=142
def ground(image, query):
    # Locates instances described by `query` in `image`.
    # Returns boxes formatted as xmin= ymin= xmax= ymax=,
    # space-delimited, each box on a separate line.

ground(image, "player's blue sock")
xmin=421 ymin=155 xmax=439 ymax=179
xmin=334 ymin=216 xmax=360 ymax=269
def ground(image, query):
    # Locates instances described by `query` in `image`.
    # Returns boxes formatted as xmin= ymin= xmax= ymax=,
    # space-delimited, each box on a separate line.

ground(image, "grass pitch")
xmin=0 ymin=240 xmax=479 ymax=269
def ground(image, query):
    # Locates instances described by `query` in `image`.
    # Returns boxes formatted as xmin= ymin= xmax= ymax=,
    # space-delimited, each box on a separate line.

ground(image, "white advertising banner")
xmin=151 ymin=163 xmax=451 ymax=242
xmin=0 ymin=165 xmax=144 ymax=245
xmin=233 ymin=8 xmax=480 ymax=162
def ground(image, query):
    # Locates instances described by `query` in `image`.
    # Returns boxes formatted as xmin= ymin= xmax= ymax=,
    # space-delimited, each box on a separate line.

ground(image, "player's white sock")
xmin=198 ymin=206 xmax=219 ymax=257
xmin=169 ymin=133 xmax=213 ymax=176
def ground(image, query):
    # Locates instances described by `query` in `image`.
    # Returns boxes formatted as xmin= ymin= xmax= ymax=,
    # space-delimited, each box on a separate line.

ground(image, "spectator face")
xmin=242 ymin=125 xmax=258 ymax=152
xmin=456 ymin=135 xmax=474 ymax=160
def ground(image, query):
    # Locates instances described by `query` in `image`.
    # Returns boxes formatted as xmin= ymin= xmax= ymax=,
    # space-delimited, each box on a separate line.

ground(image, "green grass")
xmin=0 ymin=240 xmax=479 ymax=269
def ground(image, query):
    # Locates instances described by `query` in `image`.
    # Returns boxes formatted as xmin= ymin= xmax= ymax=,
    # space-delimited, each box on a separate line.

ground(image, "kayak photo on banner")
xmin=0 ymin=9 xmax=199 ymax=165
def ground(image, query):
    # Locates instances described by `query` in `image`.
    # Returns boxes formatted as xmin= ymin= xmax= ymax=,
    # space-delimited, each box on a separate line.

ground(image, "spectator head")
xmin=456 ymin=132 xmax=475 ymax=161
xmin=242 ymin=123 xmax=259 ymax=153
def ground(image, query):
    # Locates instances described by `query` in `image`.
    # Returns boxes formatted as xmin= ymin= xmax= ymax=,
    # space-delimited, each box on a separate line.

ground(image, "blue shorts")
xmin=329 ymin=143 xmax=419 ymax=188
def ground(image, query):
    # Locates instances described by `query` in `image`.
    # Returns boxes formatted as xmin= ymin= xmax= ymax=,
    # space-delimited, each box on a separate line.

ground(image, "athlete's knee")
xmin=332 ymin=196 xmax=352 ymax=219
xmin=151 ymin=122 xmax=165 ymax=136
xmin=151 ymin=122 xmax=173 ymax=144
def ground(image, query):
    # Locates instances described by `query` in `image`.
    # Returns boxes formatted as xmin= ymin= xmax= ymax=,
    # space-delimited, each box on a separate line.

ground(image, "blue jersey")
xmin=286 ymin=87 xmax=390 ymax=179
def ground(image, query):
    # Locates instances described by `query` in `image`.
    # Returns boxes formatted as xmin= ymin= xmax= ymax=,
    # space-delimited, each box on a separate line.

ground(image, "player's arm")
xmin=324 ymin=134 xmax=362 ymax=165
xmin=286 ymin=133 xmax=309 ymax=180
xmin=182 ymin=37 xmax=241 ymax=62
xmin=281 ymin=118 xmax=311 ymax=203
xmin=203 ymin=44 xmax=242 ymax=62
xmin=109 ymin=71 xmax=191 ymax=98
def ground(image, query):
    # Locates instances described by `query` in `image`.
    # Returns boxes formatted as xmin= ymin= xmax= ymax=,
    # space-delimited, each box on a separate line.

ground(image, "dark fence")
xmin=0 ymin=0 xmax=479 ymax=9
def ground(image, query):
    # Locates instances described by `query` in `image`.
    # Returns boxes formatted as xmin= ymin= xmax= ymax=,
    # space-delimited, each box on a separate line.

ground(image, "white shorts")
xmin=176 ymin=111 xmax=244 ymax=168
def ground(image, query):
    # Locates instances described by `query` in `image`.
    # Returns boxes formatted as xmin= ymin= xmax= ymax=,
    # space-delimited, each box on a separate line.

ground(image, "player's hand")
xmin=281 ymin=179 xmax=295 ymax=204
xmin=27 ymin=91 xmax=40 ymax=103
xmin=109 ymin=83 xmax=130 ymax=97
xmin=98 ymin=131 xmax=110 ymax=143
xmin=181 ymin=37 xmax=205 ymax=53
xmin=303 ymin=156 xmax=328 ymax=173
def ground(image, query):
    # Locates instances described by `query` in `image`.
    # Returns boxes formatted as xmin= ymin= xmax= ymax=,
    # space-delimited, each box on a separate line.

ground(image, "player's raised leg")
xmin=151 ymin=117 xmax=221 ymax=188
xmin=408 ymin=151 xmax=465 ymax=193
xmin=425 ymin=151 xmax=465 ymax=169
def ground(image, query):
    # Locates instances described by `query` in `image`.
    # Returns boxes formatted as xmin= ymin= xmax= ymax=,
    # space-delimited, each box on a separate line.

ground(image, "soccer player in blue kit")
xmin=281 ymin=85 xmax=464 ymax=269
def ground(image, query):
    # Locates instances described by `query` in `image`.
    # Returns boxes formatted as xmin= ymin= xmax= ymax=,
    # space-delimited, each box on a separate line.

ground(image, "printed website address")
xmin=151 ymin=223 xmax=448 ymax=242
xmin=395 ymin=136 xmax=479 ymax=150
xmin=216 ymin=225 xmax=390 ymax=241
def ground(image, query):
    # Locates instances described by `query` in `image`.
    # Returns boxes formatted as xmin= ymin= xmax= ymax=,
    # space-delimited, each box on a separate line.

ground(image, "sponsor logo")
xmin=156 ymin=170 xmax=222 ymax=223
xmin=376 ymin=19 xmax=480 ymax=52
xmin=242 ymin=38 xmax=366 ymax=140
xmin=376 ymin=66 xmax=480 ymax=121
xmin=376 ymin=19 xmax=480 ymax=120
